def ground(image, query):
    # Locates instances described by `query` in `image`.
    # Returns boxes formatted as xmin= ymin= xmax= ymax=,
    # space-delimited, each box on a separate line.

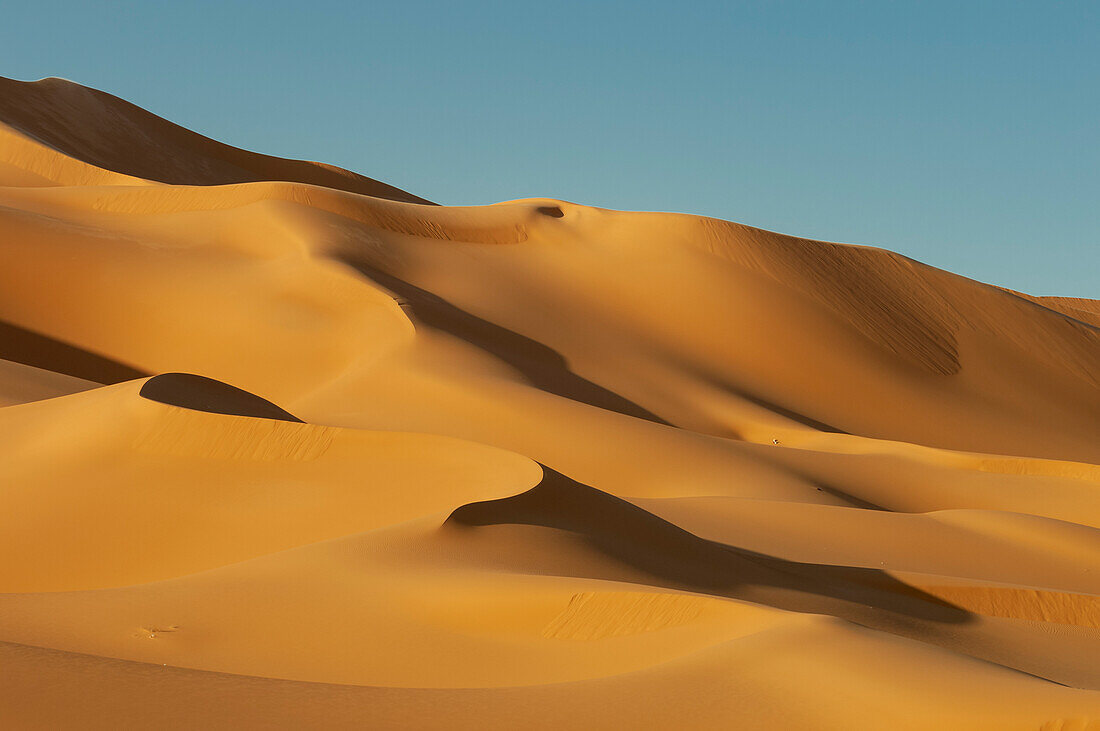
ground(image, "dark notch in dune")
xmin=0 ymin=76 xmax=432 ymax=205
xmin=536 ymin=206 xmax=564 ymax=218
xmin=139 ymin=373 xmax=303 ymax=422
xmin=0 ymin=319 xmax=148 ymax=384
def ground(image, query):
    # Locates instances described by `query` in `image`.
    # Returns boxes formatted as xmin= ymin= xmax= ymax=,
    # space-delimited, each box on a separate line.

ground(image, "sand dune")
xmin=0 ymin=77 xmax=430 ymax=202
xmin=1 ymin=76 xmax=1098 ymax=728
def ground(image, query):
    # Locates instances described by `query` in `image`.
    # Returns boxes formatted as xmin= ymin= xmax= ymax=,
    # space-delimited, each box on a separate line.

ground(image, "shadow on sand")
xmin=138 ymin=373 xmax=303 ymax=422
xmin=448 ymin=467 xmax=970 ymax=626
xmin=338 ymin=257 xmax=671 ymax=426
xmin=0 ymin=319 xmax=148 ymax=384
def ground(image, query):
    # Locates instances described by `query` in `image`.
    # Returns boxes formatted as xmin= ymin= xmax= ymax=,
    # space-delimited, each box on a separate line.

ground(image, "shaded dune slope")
xmin=0 ymin=76 xmax=430 ymax=203
xmin=139 ymin=372 xmax=303 ymax=422
xmin=0 ymin=318 xmax=148 ymax=384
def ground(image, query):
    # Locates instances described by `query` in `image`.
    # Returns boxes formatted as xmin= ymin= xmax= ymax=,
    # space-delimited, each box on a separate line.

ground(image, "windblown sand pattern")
xmin=133 ymin=407 xmax=336 ymax=461
xmin=542 ymin=592 xmax=710 ymax=640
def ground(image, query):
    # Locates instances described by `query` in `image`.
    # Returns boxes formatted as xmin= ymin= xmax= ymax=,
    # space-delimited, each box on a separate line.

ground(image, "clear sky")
xmin=3 ymin=1 xmax=1097 ymax=296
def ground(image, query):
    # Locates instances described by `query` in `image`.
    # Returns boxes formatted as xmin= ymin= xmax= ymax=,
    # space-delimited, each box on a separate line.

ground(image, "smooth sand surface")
xmin=1 ymin=76 xmax=1099 ymax=729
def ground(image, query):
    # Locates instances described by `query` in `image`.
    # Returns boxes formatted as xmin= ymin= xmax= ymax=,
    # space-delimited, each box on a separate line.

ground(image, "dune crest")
xmin=1 ymin=77 xmax=1098 ymax=728
xmin=0 ymin=77 xmax=430 ymax=202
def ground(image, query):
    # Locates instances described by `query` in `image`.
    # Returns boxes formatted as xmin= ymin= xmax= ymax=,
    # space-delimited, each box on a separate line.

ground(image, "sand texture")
xmin=2 ymin=76 xmax=1099 ymax=730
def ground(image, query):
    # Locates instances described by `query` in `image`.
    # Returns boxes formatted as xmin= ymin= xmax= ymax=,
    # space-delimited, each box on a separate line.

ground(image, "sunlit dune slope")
xmin=0 ymin=373 xmax=539 ymax=591
xmin=1 ymin=76 xmax=1098 ymax=729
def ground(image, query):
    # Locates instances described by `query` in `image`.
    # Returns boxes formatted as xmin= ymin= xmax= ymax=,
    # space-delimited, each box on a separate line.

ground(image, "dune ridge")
xmin=0 ymin=76 xmax=1098 ymax=729
xmin=0 ymin=77 xmax=431 ymax=202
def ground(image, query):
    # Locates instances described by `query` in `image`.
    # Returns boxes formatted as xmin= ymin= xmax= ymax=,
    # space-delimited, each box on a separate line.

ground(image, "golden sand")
xmin=1 ymin=76 xmax=1099 ymax=729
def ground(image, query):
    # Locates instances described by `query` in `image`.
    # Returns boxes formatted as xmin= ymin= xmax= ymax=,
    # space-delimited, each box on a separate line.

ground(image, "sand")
xmin=1 ymin=75 xmax=1099 ymax=729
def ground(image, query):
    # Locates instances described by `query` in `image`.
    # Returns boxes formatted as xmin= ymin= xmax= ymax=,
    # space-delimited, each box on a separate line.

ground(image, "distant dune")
xmin=0 ymin=77 xmax=430 ymax=202
xmin=1 ymin=76 xmax=1099 ymax=729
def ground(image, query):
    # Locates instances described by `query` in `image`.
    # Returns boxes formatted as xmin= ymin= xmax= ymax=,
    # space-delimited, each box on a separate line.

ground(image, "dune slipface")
xmin=1 ymin=76 xmax=1099 ymax=730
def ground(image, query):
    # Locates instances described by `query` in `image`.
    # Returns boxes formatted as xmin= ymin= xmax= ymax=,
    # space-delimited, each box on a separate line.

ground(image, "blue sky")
xmin=3 ymin=1 xmax=1097 ymax=296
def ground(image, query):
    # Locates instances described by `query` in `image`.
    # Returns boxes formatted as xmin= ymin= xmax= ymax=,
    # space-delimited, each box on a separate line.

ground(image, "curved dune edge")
xmin=0 ymin=76 xmax=431 ymax=203
xmin=0 ymin=76 xmax=1098 ymax=725
xmin=0 ymin=378 xmax=543 ymax=592
xmin=0 ymin=123 xmax=152 ymax=188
